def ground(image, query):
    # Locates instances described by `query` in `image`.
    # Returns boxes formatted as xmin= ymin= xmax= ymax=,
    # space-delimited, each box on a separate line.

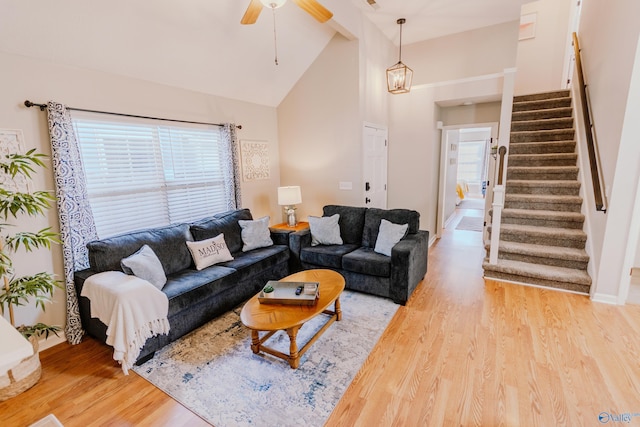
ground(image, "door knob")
xmin=365 ymin=197 xmax=371 ymax=204
xmin=365 ymin=182 xmax=370 ymax=191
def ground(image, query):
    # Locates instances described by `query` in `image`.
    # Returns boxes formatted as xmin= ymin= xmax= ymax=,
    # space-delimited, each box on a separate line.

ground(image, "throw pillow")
xmin=309 ymin=214 xmax=343 ymax=246
xmin=238 ymin=216 xmax=274 ymax=252
xmin=186 ymin=233 xmax=234 ymax=270
xmin=120 ymin=244 xmax=167 ymax=290
xmin=374 ymin=219 xmax=409 ymax=256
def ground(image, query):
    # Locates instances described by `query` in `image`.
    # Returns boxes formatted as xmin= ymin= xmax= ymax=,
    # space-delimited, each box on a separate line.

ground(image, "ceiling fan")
xmin=241 ymin=0 xmax=333 ymax=25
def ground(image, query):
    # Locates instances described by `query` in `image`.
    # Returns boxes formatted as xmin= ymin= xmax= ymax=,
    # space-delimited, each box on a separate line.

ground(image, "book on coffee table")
xmin=258 ymin=281 xmax=319 ymax=305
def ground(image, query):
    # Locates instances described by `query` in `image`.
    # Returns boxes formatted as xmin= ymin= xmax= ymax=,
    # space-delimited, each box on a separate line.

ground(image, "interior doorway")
xmin=437 ymin=122 xmax=498 ymax=238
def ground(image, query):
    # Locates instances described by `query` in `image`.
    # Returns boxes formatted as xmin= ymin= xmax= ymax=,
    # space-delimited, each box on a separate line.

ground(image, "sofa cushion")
xmin=323 ymin=205 xmax=367 ymax=245
xmin=362 ymin=208 xmax=420 ymax=248
xmin=186 ymin=234 xmax=234 ymax=270
xmin=219 ymin=245 xmax=289 ymax=283
xmin=120 ymin=244 xmax=167 ymax=289
xmin=374 ymin=219 xmax=409 ymax=256
xmin=87 ymin=223 xmax=194 ymax=275
xmin=238 ymin=216 xmax=274 ymax=252
xmin=162 ymin=266 xmax=237 ymax=316
xmin=342 ymin=247 xmax=391 ymax=277
xmin=300 ymin=244 xmax=359 ymax=269
xmin=190 ymin=208 xmax=253 ymax=254
xmin=308 ymin=214 xmax=343 ymax=246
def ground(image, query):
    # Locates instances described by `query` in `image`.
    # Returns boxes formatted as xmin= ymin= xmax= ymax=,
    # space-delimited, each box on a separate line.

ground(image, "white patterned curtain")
xmin=46 ymin=101 xmax=98 ymax=345
xmin=221 ymin=123 xmax=242 ymax=209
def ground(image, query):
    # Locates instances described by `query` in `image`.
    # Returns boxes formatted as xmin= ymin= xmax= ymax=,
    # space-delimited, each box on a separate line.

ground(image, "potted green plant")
xmin=0 ymin=147 xmax=61 ymax=400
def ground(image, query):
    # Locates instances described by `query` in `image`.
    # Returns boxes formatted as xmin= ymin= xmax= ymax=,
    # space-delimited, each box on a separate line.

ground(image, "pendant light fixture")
xmin=386 ymin=18 xmax=413 ymax=94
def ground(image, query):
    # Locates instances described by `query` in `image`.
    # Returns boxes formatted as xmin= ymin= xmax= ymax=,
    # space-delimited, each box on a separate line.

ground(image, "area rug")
xmin=133 ymin=290 xmax=399 ymax=427
xmin=455 ymin=215 xmax=484 ymax=232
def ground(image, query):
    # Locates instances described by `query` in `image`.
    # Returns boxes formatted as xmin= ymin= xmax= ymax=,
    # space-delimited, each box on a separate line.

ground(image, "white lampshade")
xmin=278 ymin=186 xmax=302 ymax=206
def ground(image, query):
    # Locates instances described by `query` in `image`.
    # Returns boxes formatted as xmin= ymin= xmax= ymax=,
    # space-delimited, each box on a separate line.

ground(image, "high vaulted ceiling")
xmin=0 ymin=0 xmax=528 ymax=107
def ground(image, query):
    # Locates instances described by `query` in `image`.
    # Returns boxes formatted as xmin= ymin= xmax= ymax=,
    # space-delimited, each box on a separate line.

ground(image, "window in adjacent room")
xmin=72 ymin=112 xmax=230 ymax=238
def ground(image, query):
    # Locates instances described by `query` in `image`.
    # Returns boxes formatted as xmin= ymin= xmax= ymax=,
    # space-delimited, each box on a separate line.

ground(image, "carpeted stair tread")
xmin=511 ymin=117 xmax=574 ymax=132
xmin=493 ymin=241 xmax=589 ymax=261
xmin=512 ymin=97 xmax=572 ymax=112
xmin=496 ymin=208 xmax=585 ymax=229
xmin=511 ymin=129 xmax=575 ymax=142
xmin=501 ymin=208 xmax=584 ymax=223
xmin=505 ymin=194 xmax=583 ymax=204
xmin=506 ymin=180 xmax=581 ymax=196
xmin=513 ymin=90 xmax=570 ymax=102
xmin=509 ymin=140 xmax=576 ymax=154
xmin=495 ymin=223 xmax=587 ymax=249
xmin=508 ymin=153 xmax=577 ymax=167
xmin=512 ymin=107 xmax=573 ymax=122
xmin=482 ymin=258 xmax=591 ymax=288
xmin=507 ymin=166 xmax=578 ymax=181
xmin=507 ymin=179 xmax=581 ymax=189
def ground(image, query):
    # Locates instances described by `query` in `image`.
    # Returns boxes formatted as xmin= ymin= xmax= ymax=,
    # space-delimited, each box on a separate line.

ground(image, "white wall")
xmin=571 ymin=0 xmax=640 ymax=302
xmin=514 ymin=0 xmax=573 ymax=95
xmin=440 ymin=102 xmax=502 ymax=126
xmin=404 ymin=21 xmax=520 ymax=86
xmin=389 ymin=74 xmax=506 ymax=235
xmin=0 ymin=51 xmax=281 ymax=346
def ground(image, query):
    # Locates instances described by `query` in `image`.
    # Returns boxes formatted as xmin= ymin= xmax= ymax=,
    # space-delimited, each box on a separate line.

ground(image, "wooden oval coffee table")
xmin=240 ymin=269 xmax=345 ymax=369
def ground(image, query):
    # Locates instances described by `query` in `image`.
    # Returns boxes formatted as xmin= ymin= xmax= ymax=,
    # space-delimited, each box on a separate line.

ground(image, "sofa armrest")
xmin=288 ymin=229 xmax=311 ymax=272
xmin=269 ymin=229 xmax=291 ymax=246
xmin=389 ymin=230 xmax=429 ymax=305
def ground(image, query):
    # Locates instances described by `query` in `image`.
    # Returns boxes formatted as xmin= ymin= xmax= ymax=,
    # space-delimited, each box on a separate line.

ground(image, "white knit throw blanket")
xmin=81 ymin=271 xmax=170 ymax=374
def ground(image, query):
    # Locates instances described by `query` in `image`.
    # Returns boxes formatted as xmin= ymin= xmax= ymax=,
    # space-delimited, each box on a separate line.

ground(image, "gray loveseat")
xmin=289 ymin=205 xmax=429 ymax=305
xmin=74 ymin=208 xmax=290 ymax=363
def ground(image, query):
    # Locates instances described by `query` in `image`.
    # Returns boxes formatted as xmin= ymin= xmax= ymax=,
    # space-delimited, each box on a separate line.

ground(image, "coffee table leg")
xmin=335 ymin=297 xmax=342 ymax=321
xmin=250 ymin=330 xmax=260 ymax=354
xmin=286 ymin=327 xmax=300 ymax=369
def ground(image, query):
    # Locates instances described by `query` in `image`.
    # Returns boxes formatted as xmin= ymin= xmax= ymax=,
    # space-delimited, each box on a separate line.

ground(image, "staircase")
xmin=483 ymin=89 xmax=592 ymax=294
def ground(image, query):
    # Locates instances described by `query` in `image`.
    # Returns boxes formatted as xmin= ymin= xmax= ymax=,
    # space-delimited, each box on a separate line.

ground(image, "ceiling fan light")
xmin=386 ymin=61 xmax=413 ymax=94
xmin=260 ymin=0 xmax=287 ymax=9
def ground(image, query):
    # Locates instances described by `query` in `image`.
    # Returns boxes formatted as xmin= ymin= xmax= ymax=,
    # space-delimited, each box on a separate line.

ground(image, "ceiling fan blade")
xmin=241 ymin=0 xmax=263 ymax=25
xmin=291 ymin=0 xmax=333 ymax=23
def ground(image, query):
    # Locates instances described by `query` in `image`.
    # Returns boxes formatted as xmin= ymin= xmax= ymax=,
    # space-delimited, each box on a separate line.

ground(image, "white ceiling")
xmin=351 ymin=0 xmax=529 ymax=46
xmin=0 ymin=0 xmax=527 ymax=107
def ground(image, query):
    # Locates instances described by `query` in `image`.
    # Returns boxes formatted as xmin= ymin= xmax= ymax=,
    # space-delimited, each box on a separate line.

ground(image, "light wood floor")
xmin=3 ymin=205 xmax=640 ymax=426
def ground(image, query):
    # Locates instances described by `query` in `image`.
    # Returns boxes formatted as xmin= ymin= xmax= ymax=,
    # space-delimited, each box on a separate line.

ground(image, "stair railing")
xmin=573 ymin=32 xmax=607 ymax=212
xmin=489 ymin=146 xmax=508 ymax=264
xmin=487 ymin=69 xmax=516 ymax=265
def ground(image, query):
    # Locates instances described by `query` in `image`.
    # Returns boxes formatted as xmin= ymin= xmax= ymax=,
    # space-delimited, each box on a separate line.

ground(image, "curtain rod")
xmin=24 ymin=100 xmax=242 ymax=129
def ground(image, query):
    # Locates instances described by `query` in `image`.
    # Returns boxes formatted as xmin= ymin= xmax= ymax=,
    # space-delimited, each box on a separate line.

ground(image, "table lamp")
xmin=278 ymin=186 xmax=302 ymax=227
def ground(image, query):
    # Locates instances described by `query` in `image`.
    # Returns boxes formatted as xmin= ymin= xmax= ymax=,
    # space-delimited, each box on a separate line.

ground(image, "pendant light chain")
xmin=398 ymin=18 xmax=405 ymax=64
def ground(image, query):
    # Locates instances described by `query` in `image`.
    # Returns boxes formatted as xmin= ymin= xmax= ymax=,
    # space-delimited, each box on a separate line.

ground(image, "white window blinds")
xmin=72 ymin=113 xmax=229 ymax=238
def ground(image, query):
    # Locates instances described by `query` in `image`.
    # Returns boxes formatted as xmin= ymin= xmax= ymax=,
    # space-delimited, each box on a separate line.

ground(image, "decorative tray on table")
xmin=258 ymin=281 xmax=319 ymax=305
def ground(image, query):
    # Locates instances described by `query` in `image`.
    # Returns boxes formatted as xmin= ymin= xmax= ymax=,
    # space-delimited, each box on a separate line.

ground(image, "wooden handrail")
xmin=497 ymin=146 xmax=507 ymax=185
xmin=573 ymin=32 xmax=606 ymax=212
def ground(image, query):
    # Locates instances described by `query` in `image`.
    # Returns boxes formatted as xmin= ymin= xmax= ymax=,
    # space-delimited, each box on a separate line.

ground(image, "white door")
xmin=363 ymin=124 xmax=388 ymax=209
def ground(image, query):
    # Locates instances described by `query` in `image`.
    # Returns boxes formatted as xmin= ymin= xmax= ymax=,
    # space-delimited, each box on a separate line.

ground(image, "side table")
xmin=270 ymin=221 xmax=309 ymax=232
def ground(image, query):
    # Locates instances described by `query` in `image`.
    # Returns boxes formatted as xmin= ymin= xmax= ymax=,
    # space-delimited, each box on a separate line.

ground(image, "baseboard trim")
xmin=39 ymin=332 xmax=67 ymax=351
xmin=590 ymin=293 xmax=620 ymax=305
xmin=483 ymin=275 xmax=590 ymax=296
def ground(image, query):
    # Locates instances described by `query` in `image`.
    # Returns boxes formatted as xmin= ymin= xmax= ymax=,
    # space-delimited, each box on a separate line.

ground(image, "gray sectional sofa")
xmin=289 ymin=205 xmax=429 ymax=305
xmin=74 ymin=208 xmax=290 ymax=363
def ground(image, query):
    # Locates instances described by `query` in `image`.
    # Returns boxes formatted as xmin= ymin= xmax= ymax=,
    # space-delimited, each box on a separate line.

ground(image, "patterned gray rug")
xmin=133 ymin=290 xmax=399 ymax=426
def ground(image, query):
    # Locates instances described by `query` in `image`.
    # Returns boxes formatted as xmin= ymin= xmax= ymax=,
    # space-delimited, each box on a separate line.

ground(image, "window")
xmin=73 ymin=113 xmax=230 ymax=238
